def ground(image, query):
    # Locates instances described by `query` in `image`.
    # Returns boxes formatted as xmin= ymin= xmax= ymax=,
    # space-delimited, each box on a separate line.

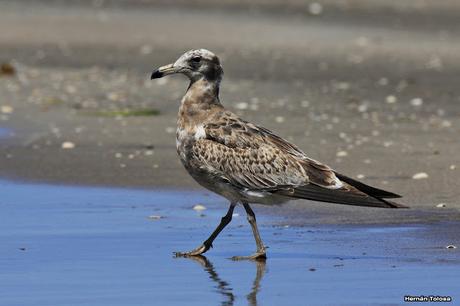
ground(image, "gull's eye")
xmin=191 ymin=56 xmax=201 ymax=63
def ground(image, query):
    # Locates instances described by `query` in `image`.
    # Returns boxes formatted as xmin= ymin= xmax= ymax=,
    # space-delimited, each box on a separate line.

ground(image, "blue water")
xmin=0 ymin=180 xmax=459 ymax=306
xmin=0 ymin=127 xmax=11 ymax=138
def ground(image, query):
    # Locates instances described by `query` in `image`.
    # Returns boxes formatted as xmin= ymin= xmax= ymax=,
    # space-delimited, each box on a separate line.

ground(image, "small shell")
xmin=412 ymin=172 xmax=428 ymax=180
xmin=193 ymin=204 xmax=206 ymax=211
xmin=61 ymin=142 xmax=75 ymax=149
xmin=147 ymin=215 xmax=163 ymax=220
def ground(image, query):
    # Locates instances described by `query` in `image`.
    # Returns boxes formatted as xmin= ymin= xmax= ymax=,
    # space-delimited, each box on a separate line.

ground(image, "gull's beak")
xmin=151 ymin=63 xmax=177 ymax=79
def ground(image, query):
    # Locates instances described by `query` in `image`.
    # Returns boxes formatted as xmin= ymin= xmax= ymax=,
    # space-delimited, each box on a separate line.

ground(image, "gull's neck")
xmin=178 ymin=78 xmax=223 ymax=128
xmin=185 ymin=78 xmax=221 ymax=102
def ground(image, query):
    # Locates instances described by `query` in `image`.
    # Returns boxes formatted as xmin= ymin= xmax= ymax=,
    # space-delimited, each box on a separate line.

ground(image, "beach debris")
xmin=0 ymin=105 xmax=14 ymax=114
xmin=0 ymin=62 xmax=16 ymax=76
xmin=410 ymin=98 xmax=423 ymax=106
xmin=440 ymin=120 xmax=452 ymax=128
xmin=115 ymin=152 xmax=122 ymax=158
xmin=357 ymin=103 xmax=368 ymax=113
xmin=446 ymin=245 xmax=457 ymax=249
xmin=356 ymin=174 xmax=365 ymax=179
xmin=275 ymin=116 xmax=285 ymax=123
xmin=383 ymin=141 xmax=393 ymax=147
xmin=386 ymin=95 xmax=397 ymax=104
xmin=412 ymin=172 xmax=429 ymax=180
xmin=336 ymin=150 xmax=348 ymax=157
xmin=18 ymin=247 xmax=27 ymax=251
xmin=436 ymin=203 xmax=446 ymax=208
xmin=147 ymin=215 xmax=163 ymax=220
xmin=193 ymin=204 xmax=207 ymax=211
xmin=308 ymin=2 xmax=323 ymax=15
xmin=449 ymin=165 xmax=456 ymax=170
xmin=232 ymin=213 xmax=240 ymax=217
xmin=309 ymin=268 xmax=317 ymax=271
xmin=61 ymin=141 xmax=75 ymax=149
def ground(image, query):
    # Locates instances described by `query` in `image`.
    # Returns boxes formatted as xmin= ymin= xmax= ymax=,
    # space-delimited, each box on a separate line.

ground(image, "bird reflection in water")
xmin=181 ymin=255 xmax=266 ymax=306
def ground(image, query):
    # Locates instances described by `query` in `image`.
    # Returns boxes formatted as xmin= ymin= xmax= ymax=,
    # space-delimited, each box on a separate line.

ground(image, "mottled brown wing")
xmin=203 ymin=112 xmax=341 ymax=189
xmin=198 ymin=112 xmax=406 ymax=208
xmin=197 ymin=111 xmax=341 ymax=190
xmin=191 ymin=138 xmax=307 ymax=190
xmin=197 ymin=111 xmax=405 ymax=208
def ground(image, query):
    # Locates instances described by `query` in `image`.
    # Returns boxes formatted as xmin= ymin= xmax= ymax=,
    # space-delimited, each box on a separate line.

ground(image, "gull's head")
xmin=151 ymin=49 xmax=222 ymax=83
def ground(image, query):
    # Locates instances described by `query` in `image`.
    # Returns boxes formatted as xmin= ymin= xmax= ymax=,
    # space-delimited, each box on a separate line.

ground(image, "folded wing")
xmin=194 ymin=111 xmax=406 ymax=208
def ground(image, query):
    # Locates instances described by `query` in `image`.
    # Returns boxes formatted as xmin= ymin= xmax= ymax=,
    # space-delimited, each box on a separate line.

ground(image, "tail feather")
xmin=275 ymin=181 xmax=407 ymax=209
xmin=334 ymin=172 xmax=402 ymax=199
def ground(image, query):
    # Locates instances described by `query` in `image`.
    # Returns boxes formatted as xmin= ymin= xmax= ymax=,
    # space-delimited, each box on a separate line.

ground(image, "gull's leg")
xmin=232 ymin=202 xmax=267 ymax=261
xmin=174 ymin=202 xmax=236 ymax=257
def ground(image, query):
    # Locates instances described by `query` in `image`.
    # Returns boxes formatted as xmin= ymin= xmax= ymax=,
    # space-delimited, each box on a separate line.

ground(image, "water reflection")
xmin=182 ymin=255 xmax=266 ymax=306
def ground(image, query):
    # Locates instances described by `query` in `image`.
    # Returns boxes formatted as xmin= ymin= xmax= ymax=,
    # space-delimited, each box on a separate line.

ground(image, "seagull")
xmin=151 ymin=49 xmax=406 ymax=260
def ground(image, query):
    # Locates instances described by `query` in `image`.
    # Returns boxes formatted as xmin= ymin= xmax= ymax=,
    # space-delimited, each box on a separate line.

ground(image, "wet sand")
xmin=1 ymin=180 xmax=459 ymax=305
xmin=0 ymin=1 xmax=460 ymax=304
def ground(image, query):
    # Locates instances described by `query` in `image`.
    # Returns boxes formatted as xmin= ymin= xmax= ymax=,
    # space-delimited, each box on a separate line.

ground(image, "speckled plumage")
xmin=151 ymin=49 xmax=405 ymax=259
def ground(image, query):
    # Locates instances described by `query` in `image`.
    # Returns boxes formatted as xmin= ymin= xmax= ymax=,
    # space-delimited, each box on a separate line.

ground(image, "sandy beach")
xmin=1 ymin=1 xmax=459 ymax=304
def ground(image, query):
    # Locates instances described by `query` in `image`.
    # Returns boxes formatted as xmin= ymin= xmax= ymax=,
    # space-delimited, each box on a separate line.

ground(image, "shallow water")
xmin=0 ymin=180 xmax=459 ymax=306
xmin=0 ymin=127 xmax=12 ymax=139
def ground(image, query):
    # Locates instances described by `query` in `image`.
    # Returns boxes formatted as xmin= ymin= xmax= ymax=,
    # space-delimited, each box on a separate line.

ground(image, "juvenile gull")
xmin=151 ymin=49 xmax=406 ymax=260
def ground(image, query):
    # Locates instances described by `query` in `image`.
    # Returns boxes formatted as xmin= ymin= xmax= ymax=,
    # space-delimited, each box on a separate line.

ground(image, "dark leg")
xmin=174 ymin=202 xmax=236 ymax=257
xmin=232 ymin=202 xmax=267 ymax=260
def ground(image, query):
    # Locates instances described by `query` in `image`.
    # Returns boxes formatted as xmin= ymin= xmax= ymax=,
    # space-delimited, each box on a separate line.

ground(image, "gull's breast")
xmin=176 ymin=124 xmax=207 ymax=157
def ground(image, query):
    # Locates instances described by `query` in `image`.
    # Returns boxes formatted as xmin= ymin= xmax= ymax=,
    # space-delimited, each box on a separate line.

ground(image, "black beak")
xmin=150 ymin=70 xmax=163 ymax=80
xmin=150 ymin=63 xmax=176 ymax=80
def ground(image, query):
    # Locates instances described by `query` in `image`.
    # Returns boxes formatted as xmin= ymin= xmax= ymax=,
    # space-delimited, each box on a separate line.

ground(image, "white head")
xmin=151 ymin=49 xmax=223 ymax=83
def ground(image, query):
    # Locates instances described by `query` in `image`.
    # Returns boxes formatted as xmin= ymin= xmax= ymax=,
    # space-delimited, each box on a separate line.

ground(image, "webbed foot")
xmin=230 ymin=247 xmax=267 ymax=261
xmin=174 ymin=244 xmax=210 ymax=257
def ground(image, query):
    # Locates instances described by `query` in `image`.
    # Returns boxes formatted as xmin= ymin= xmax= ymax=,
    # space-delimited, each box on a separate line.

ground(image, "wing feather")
xmin=192 ymin=110 xmax=405 ymax=208
xmin=191 ymin=138 xmax=307 ymax=190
